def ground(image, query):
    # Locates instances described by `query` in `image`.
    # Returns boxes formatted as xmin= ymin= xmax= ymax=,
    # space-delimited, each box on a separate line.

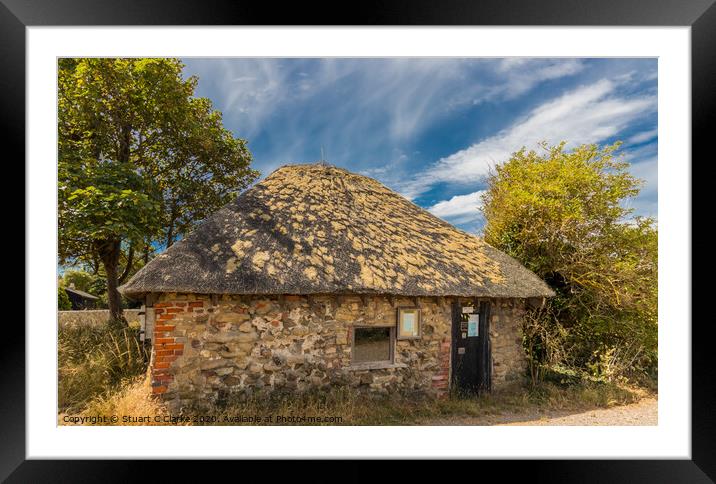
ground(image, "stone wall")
xmin=489 ymin=298 xmax=528 ymax=385
xmin=150 ymin=293 xmax=527 ymax=409
xmin=58 ymin=309 xmax=143 ymax=328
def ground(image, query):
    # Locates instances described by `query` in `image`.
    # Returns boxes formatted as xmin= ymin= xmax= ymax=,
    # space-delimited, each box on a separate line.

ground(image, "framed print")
xmin=8 ymin=0 xmax=714 ymax=480
xmin=397 ymin=307 xmax=421 ymax=339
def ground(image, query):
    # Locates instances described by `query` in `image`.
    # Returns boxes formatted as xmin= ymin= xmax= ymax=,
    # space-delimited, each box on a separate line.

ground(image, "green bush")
xmin=58 ymin=323 xmax=149 ymax=412
xmin=482 ymin=142 xmax=658 ymax=386
xmin=58 ymin=286 xmax=72 ymax=310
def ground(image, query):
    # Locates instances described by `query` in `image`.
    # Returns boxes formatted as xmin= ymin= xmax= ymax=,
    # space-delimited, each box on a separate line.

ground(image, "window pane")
xmin=353 ymin=327 xmax=391 ymax=363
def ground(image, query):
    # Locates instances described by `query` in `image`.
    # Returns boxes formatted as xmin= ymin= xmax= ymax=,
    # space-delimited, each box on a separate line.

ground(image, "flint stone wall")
xmin=150 ymin=293 xmax=527 ymax=409
xmin=489 ymin=298 xmax=529 ymax=385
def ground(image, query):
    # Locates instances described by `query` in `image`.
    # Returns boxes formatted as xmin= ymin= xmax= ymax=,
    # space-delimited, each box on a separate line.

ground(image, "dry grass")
xmin=61 ymin=376 xmax=179 ymax=426
xmin=59 ymin=378 xmax=644 ymax=426
xmin=526 ymin=380 xmax=644 ymax=409
xmin=223 ymin=378 xmax=644 ymax=425
xmin=58 ymin=321 xmax=149 ymax=413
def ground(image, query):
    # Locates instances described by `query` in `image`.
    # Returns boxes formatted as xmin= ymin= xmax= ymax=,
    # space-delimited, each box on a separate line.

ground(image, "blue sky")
xmin=183 ymin=58 xmax=657 ymax=233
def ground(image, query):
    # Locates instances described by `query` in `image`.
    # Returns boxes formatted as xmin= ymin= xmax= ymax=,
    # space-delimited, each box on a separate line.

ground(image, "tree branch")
xmin=166 ymin=199 xmax=178 ymax=248
xmin=118 ymin=244 xmax=135 ymax=284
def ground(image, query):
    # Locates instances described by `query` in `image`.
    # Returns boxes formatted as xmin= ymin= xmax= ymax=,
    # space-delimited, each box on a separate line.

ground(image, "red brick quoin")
xmin=431 ymin=339 xmax=451 ymax=398
xmin=150 ymin=300 xmax=203 ymax=394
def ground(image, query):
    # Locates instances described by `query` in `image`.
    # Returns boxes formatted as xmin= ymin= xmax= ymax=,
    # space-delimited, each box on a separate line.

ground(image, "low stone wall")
xmin=58 ymin=309 xmax=143 ymax=328
xmin=150 ymin=293 xmax=528 ymax=409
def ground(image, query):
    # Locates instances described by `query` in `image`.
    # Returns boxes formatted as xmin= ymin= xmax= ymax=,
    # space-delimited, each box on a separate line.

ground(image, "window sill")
xmin=347 ymin=361 xmax=408 ymax=371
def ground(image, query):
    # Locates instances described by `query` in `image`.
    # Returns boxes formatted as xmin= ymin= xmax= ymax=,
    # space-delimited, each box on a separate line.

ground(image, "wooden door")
xmin=451 ymin=301 xmax=491 ymax=394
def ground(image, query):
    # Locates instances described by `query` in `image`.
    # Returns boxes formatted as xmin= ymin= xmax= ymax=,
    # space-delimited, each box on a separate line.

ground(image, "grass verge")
xmin=60 ymin=378 xmax=646 ymax=426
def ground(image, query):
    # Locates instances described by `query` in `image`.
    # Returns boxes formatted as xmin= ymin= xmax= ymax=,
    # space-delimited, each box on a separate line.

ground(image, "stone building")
xmin=120 ymin=163 xmax=554 ymax=409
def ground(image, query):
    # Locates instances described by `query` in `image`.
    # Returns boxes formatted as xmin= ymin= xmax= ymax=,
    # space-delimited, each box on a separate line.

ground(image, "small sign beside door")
xmin=467 ymin=314 xmax=479 ymax=337
xmin=461 ymin=306 xmax=474 ymax=313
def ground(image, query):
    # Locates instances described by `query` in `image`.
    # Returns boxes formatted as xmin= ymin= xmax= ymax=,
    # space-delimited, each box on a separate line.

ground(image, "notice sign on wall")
xmin=467 ymin=314 xmax=479 ymax=337
xmin=397 ymin=307 xmax=421 ymax=339
xmin=402 ymin=312 xmax=415 ymax=333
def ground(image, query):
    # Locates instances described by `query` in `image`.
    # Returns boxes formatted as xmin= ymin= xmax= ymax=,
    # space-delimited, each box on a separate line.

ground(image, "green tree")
xmin=58 ymin=286 xmax=72 ymax=310
xmin=58 ymin=58 xmax=258 ymax=322
xmin=61 ymin=244 xmax=151 ymax=309
xmin=61 ymin=269 xmax=103 ymax=295
xmin=482 ymin=142 xmax=658 ymax=383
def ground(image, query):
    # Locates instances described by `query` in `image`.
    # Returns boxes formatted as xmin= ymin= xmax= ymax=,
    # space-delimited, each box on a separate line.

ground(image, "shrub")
xmin=483 ymin=142 xmax=658 ymax=386
xmin=58 ymin=286 xmax=72 ymax=310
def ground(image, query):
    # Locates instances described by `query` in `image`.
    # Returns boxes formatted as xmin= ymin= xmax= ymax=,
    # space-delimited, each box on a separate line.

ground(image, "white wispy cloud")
xmin=428 ymin=191 xmax=485 ymax=225
xmin=624 ymin=158 xmax=658 ymax=220
xmin=180 ymin=58 xmax=657 ymax=231
xmin=399 ymin=79 xmax=657 ymax=201
xmin=628 ymin=128 xmax=658 ymax=144
xmin=494 ymin=58 xmax=585 ymax=100
xmin=627 ymin=157 xmax=658 ymax=220
xmin=184 ymin=58 xmax=587 ymax=154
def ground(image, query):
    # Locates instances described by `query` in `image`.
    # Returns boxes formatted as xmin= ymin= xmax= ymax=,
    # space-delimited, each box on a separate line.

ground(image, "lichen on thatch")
xmin=120 ymin=163 xmax=554 ymax=299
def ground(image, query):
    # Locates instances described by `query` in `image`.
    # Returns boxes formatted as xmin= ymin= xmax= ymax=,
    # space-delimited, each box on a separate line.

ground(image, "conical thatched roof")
xmin=121 ymin=163 xmax=554 ymax=299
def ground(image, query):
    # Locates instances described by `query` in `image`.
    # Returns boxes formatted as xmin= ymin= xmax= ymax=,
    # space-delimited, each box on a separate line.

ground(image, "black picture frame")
xmin=6 ymin=0 xmax=712 ymax=481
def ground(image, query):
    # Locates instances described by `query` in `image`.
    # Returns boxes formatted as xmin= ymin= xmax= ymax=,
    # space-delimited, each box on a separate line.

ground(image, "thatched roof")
xmin=121 ymin=163 xmax=554 ymax=299
xmin=65 ymin=287 xmax=99 ymax=300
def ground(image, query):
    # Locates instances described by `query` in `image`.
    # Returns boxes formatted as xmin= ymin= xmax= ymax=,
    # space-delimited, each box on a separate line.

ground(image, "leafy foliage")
xmin=60 ymin=264 xmax=145 ymax=309
xmin=60 ymin=269 xmax=103 ymax=295
xmin=482 ymin=142 xmax=658 ymax=384
xmin=58 ymin=58 xmax=259 ymax=319
xmin=58 ymin=286 xmax=72 ymax=310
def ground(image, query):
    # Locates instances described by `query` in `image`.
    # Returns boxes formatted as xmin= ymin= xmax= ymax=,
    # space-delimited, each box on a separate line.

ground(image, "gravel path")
xmin=425 ymin=397 xmax=658 ymax=426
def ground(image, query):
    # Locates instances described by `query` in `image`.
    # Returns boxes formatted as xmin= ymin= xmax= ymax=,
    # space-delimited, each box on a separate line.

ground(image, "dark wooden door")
xmin=451 ymin=301 xmax=491 ymax=394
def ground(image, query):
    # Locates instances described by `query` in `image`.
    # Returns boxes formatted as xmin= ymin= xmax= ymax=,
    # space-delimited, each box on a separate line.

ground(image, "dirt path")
xmin=424 ymin=397 xmax=658 ymax=426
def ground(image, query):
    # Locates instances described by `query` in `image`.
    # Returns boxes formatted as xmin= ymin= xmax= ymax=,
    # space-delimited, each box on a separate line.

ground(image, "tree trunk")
xmin=98 ymin=239 xmax=125 ymax=325
xmin=98 ymin=124 xmax=131 ymax=326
